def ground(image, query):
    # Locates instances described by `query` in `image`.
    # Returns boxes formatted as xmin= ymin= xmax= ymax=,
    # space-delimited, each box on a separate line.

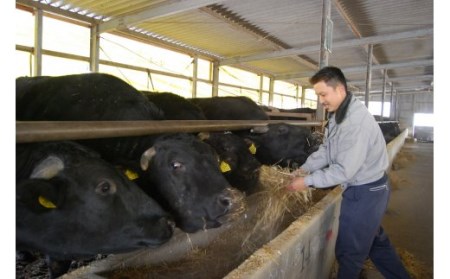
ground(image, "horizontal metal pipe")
xmin=17 ymin=120 xmax=323 ymax=143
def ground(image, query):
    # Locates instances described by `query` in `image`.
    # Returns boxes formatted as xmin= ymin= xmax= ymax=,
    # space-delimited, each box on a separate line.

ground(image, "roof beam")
xmin=202 ymin=5 xmax=317 ymax=69
xmin=275 ymin=59 xmax=433 ymax=80
xmin=98 ymin=0 xmax=226 ymax=33
xmin=219 ymin=28 xmax=432 ymax=65
xmin=333 ymin=0 xmax=385 ymax=78
xmin=354 ymin=88 xmax=433 ymax=96
xmin=348 ymin=75 xmax=434 ymax=86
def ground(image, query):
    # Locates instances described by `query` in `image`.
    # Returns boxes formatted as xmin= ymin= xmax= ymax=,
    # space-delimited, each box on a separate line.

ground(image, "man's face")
xmin=313 ymin=81 xmax=346 ymax=112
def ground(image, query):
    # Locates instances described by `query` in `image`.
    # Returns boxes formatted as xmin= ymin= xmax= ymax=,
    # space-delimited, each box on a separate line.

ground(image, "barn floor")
xmin=364 ymin=141 xmax=434 ymax=278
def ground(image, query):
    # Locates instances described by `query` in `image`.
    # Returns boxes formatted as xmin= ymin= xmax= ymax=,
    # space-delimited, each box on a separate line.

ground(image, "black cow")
xmin=141 ymin=92 xmax=261 ymax=194
xmin=142 ymin=91 xmax=207 ymax=120
xmin=16 ymin=141 xmax=174 ymax=278
xmin=16 ymin=74 xmax=164 ymax=121
xmin=128 ymin=133 xmax=245 ymax=232
xmin=189 ymin=96 xmax=315 ymax=169
xmin=16 ymin=73 xmax=245 ymax=233
xmin=378 ymin=122 xmax=401 ymax=143
xmin=245 ymin=123 xmax=314 ymax=169
xmin=199 ymin=132 xmax=261 ymax=195
xmin=190 ymin=96 xmax=269 ymax=120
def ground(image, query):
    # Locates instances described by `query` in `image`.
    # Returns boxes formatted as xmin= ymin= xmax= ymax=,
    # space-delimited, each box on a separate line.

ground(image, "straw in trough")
xmin=241 ymin=165 xmax=314 ymax=247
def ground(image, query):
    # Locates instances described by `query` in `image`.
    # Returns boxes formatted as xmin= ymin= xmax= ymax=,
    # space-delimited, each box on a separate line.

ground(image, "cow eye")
xmin=96 ymin=180 xmax=117 ymax=195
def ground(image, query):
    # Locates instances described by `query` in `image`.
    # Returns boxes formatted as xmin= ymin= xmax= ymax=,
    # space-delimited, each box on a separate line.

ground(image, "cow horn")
xmin=30 ymin=156 xmax=64 ymax=179
xmin=38 ymin=195 xmax=57 ymax=209
xmin=250 ymin=126 xmax=269 ymax=134
xmin=140 ymin=147 xmax=156 ymax=171
xmin=197 ymin=132 xmax=210 ymax=141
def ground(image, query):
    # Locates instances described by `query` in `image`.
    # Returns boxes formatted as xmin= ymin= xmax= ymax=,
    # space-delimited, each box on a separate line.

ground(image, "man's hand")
xmin=287 ymin=176 xmax=309 ymax=192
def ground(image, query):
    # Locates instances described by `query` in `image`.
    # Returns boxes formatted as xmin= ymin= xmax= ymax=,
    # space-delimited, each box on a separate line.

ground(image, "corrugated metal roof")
xmin=18 ymin=0 xmax=433 ymax=95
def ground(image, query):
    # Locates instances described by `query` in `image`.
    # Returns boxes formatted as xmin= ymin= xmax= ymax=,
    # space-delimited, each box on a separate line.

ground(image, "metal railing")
xmin=17 ymin=120 xmax=324 ymax=143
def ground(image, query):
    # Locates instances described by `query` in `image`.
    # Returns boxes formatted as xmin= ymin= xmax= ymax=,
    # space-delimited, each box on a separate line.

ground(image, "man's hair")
xmin=309 ymin=66 xmax=348 ymax=92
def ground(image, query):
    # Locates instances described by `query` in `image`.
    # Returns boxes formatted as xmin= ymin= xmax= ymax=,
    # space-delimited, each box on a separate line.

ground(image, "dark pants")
xmin=336 ymin=174 xmax=410 ymax=279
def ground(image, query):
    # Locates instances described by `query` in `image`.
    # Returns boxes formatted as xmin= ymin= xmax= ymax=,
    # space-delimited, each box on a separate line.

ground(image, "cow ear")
xmin=219 ymin=161 xmax=232 ymax=173
xmin=30 ymin=156 xmax=64 ymax=179
xmin=197 ymin=132 xmax=210 ymax=141
xmin=243 ymin=138 xmax=258 ymax=154
xmin=16 ymin=179 xmax=63 ymax=212
xmin=140 ymin=147 xmax=156 ymax=171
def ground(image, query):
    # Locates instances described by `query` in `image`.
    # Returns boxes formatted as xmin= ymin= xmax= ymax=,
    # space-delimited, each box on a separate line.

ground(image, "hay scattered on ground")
xmin=389 ymin=171 xmax=409 ymax=191
xmin=389 ymin=149 xmax=414 ymax=191
xmin=391 ymin=151 xmax=416 ymax=171
xmin=398 ymin=249 xmax=433 ymax=279
xmin=361 ymin=248 xmax=432 ymax=279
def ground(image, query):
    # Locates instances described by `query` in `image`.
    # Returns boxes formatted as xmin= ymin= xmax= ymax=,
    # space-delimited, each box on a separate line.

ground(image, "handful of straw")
xmin=242 ymin=165 xmax=313 ymax=246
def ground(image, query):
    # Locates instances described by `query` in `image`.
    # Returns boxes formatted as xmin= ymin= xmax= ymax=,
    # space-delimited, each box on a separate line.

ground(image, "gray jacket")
xmin=302 ymin=94 xmax=388 ymax=189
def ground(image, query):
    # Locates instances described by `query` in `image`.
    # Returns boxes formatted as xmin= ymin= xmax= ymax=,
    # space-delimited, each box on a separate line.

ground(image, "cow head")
xmin=247 ymin=123 xmax=312 ymax=169
xmin=16 ymin=141 xmax=174 ymax=260
xmin=139 ymin=133 xmax=246 ymax=233
xmin=198 ymin=132 xmax=261 ymax=194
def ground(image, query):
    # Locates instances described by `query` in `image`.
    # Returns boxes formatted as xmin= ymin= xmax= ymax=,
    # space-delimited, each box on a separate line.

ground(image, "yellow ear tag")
xmin=249 ymin=143 xmax=257 ymax=155
xmin=38 ymin=196 xmax=57 ymax=209
xmin=220 ymin=161 xmax=232 ymax=173
xmin=124 ymin=169 xmax=139 ymax=180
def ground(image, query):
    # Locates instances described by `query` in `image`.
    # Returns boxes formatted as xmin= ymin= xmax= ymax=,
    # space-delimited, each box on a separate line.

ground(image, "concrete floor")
xmin=365 ymin=141 xmax=434 ymax=278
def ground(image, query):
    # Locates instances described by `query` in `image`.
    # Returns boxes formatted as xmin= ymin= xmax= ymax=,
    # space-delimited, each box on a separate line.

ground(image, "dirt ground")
xmin=364 ymin=141 xmax=434 ymax=278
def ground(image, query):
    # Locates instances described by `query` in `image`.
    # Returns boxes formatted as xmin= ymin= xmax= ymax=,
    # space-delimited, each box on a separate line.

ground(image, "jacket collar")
xmin=327 ymin=91 xmax=352 ymax=124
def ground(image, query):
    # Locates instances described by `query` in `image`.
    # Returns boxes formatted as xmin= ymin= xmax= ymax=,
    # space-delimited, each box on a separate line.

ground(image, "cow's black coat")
xmin=143 ymin=91 xmax=207 ymax=120
xmin=245 ymin=123 xmax=314 ymax=169
xmin=191 ymin=96 xmax=269 ymax=120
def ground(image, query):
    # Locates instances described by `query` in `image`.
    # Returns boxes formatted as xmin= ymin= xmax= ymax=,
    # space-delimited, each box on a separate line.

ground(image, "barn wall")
xmin=371 ymin=93 xmax=433 ymax=137
xmin=398 ymin=94 xmax=433 ymax=136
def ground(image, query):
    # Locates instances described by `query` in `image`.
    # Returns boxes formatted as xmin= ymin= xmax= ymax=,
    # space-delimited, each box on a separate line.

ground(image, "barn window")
xmin=303 ymin=89 xmax=318 ymax=109
xmin=368 ymin=101 xmax=391 ymax=118
xmin=413 ymin=113 xmax=434 ymax=142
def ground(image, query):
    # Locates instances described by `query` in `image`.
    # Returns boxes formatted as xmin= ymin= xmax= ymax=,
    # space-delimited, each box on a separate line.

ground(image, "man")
xmin=288 ymin=66 xmax=410 ymax=279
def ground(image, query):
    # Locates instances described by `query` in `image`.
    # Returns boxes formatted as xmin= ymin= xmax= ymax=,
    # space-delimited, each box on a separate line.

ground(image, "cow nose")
xmin=217 ymin=193 xmax=233 ymax=210
xmin=166 ymin=218 xmax=176 ymax=231
xmin=214 ymin=187 xmax=246 ymax=224
xmin=218 ymin=187 xmax=246 ymax=211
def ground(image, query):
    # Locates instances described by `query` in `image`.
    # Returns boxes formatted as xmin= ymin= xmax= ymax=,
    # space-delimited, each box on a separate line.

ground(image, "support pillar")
xmin=33 ymin=8 xmax=43 ymax=76
xmin=364 ymin=44 xmax=373 ymax=108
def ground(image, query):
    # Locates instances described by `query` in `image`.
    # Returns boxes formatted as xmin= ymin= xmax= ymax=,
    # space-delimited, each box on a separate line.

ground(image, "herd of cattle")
xmin=15 ymin=73 xmax=401 ymax=278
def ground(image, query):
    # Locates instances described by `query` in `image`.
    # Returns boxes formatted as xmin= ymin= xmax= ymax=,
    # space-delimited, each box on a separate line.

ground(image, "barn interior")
xmin=12 ymin=0 xmax=437 ymax=278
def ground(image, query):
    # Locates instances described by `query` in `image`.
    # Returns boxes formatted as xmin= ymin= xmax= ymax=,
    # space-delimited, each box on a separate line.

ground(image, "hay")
xmin=391 ymin=151 xmax=416 ymax=171
xmin=241 ymin=165 xmax=314 ymax=247
xmin=361 ymin=248 xmax=432 ymax=279
xmin=398 ymin=249 xmax=433 ymax=279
